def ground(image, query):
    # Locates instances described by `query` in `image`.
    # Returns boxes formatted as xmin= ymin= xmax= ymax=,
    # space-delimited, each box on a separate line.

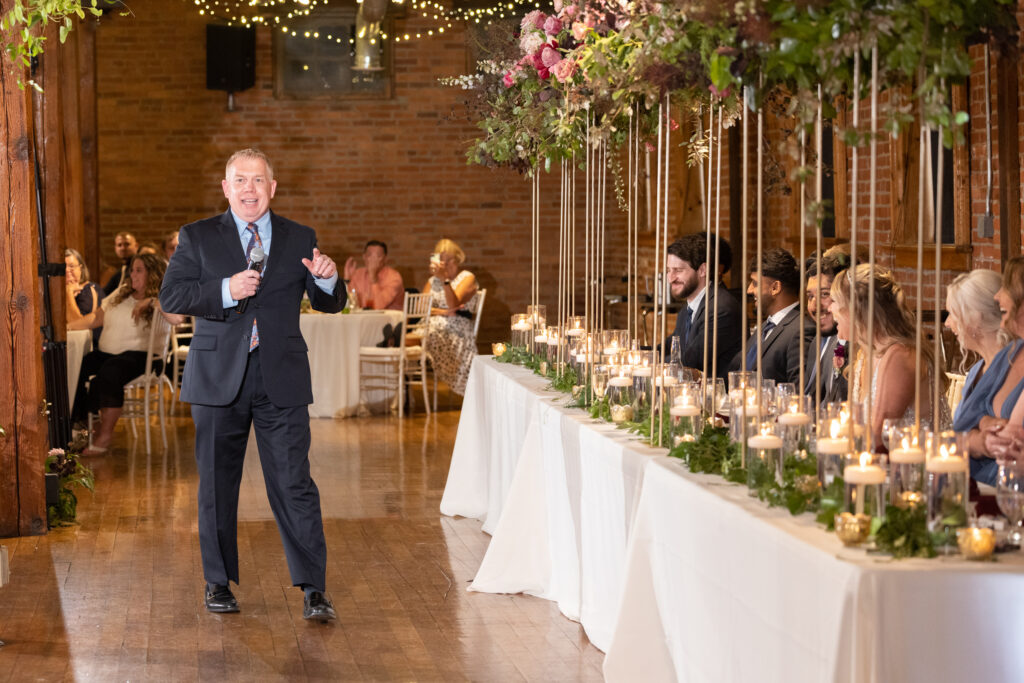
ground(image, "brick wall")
xmin=94 ymin=1 xmax=1024 ymax=346
xmin=93 ymin=0 xmax=626 ymax=345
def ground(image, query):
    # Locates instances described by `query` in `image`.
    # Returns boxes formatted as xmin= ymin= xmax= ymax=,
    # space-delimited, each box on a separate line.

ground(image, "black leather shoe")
xmin=303 ymin=591 xmax=337 ymax=622
xmin=205 ymin=584 xmax=239 ymax=613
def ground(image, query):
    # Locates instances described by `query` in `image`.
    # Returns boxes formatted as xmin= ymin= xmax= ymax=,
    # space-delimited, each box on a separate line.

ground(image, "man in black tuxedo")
xmin=160 ymin=149 xmax=345 ymax=622
xmin=804 ymin=246 xmax=855 ymax=405
xmin=665 ymin=233 xmax=742 ymax=379
xmin=730 ymin=247 xmax=814 ymax=385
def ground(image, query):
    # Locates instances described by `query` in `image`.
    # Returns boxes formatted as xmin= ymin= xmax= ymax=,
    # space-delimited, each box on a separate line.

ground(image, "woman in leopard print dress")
xmin=423 ymin=239 xmax=480 ymax=396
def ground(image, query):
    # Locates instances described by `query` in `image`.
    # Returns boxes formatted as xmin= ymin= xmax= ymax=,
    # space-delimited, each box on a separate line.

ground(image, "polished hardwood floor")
xmin=0 ymin=400 xmax=604 ymax=681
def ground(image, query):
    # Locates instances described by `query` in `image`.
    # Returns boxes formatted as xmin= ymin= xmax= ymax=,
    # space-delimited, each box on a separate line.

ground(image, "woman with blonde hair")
xmin=422 ymin=238 xmax=480 ymax=396
xmin=957 ymin=257 xmax=1024 ymax=485
xmin=829 ymin=264 xmax=949 ymax=445
xmin=947 ymin=269 xmax=1015 ymax=425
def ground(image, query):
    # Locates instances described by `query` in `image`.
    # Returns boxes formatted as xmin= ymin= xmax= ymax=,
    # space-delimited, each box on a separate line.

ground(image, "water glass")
xmin=997 ymin=461 xmax=1024 ymax=547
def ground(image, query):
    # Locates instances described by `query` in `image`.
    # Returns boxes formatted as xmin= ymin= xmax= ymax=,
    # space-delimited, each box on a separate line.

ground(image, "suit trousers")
xmin=191 ymin=348 xmax=327 ymax=590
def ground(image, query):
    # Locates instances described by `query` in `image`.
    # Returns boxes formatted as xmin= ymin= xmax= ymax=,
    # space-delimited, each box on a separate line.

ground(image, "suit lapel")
xmin=218 ymin=211 xmax=248 ymax=271
xmin=262 ymin=211 xmax=290 ymax=283
xmin=760 ymin=307 xmax=799 ymax=357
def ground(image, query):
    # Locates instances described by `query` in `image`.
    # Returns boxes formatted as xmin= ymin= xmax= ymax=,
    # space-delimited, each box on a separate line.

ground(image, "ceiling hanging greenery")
xmin=445 ymin=0 xmax=1019 ymax=173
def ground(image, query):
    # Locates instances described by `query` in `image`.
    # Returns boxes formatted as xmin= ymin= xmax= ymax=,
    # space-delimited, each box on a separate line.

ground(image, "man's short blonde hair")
xmin=225 ymin=148 xmax=274 ymax=180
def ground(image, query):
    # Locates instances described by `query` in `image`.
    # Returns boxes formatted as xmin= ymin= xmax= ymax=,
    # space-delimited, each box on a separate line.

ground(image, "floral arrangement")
xmin=446 ymin=0 xmax=1018 ymax=173
xmin=46 ymin=447 xmax=95 ymax=526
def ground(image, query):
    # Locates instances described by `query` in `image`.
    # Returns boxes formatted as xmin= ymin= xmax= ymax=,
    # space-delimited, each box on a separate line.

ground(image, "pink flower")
xmin=669 ymin=119 xmax=679 ymax=131
xmin=553 ymin=0 xmax=563 ymax=12
xmin=541 ymin=45 xmax=562 ymax=69
xmin=521 ymin=10 xmax=547 ymax=32
xmin=520 ymin=31 xmax=545 ymax=55
xmin=572 ymin=21 xmax=590 ymax=41
xmin=503 ymin=71 xmax=515 ymax=88
xmin=709 ymin=84 xmax=732 ymax=100
xmin=551 ymin=58 xmax=576 ymax=83
xmin=543 ymin=16 xmax=562 ymax=37
xmin=559 ymin=4 xmax=577 ymax=20
xmin=645 ymin=142 xmax=655 ymax=153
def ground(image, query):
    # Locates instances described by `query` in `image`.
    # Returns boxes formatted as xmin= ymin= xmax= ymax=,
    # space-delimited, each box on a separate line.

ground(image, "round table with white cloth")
xmin=299 ymin=310 xmax=403 ymax=418
xmin=66 ymin=329 xmax=94 ymax=407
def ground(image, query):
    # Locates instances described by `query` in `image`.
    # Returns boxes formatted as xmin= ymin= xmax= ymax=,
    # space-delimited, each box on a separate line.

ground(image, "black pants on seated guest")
xmin=72 ymin=350 xmax=162 ymax=421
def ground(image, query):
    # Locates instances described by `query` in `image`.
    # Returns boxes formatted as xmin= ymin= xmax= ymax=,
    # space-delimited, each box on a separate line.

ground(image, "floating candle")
xmin=747 ymin=433 xmax=783 ymax=449
xmin=608 ymin=376 xmax=633 ymax=387
xmin=670 ymin=404 xmax=701 ymax=417
xmin=778 ymin=412 xmax=811 ymax=426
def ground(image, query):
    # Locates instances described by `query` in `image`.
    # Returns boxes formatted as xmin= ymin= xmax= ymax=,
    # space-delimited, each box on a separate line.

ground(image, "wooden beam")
xmin=0 ymin=48 xmax=49 ymax=538
xmin=61 ymin=28 xmax=86 ymax=261
xmin=996 ymin=49 xmax=1021 ymax=265
xmin=77 ymin=18 xmax=101 ymax=281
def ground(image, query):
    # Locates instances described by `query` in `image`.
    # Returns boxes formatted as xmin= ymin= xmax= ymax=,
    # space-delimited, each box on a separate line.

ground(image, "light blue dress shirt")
xmin=220 ymin=210 xmax=338 ymax=308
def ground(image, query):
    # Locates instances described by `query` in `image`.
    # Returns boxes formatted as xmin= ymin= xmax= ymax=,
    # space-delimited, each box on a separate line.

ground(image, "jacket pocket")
xmin=190 ymin=335 xmax=217 ymax=351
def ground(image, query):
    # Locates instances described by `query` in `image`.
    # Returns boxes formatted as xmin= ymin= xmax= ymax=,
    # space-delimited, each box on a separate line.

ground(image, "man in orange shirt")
xmin=342 ymin=240 xmax=404 ymax=310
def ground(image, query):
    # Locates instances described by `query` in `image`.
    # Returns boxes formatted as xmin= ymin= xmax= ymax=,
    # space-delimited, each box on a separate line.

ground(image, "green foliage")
xmin=548 ymin=365 xmax=578 ymax=393
xmin=0 ymin=1 xmax=112 ymax=89
xmin=874 ymin=503 xmax=937 ymax=559
xmin=589 ymin=394 xmax=611 ymax=421
xmin=670 ymin=426 xmax=744 ymax=483
xmin=751 ymin=449 xmax=820 ymax=516
xmin=45 ymin=447 xmax=94 ymax=526
xmin=816 ymin=476 xmax=846 ymax=530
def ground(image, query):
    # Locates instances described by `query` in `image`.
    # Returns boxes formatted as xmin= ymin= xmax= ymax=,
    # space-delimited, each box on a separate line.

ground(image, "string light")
xmin=189 ymin=0 xmax=539 ymax=45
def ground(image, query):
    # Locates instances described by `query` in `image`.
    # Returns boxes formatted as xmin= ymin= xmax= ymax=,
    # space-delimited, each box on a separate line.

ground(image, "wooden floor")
xmin=0 ymin=399 xmax=605 ymax=681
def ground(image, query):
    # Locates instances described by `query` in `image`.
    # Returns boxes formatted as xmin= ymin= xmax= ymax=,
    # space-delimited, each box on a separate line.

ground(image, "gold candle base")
xmin=835 ymin=513 xmax=872 ymax=546
xmin=957 ymin=527 xmax=996 ymax=561
xmin=795 ymin=474 xmax=819 ymax=496
xmin=491 ymin=342 xmax=507 ymax=357
xmin=895 ymin=490 xmax=924 ymax=509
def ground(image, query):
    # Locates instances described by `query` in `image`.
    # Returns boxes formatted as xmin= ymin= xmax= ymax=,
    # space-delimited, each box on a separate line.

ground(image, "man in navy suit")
xmin=665 ymin=233 xmax=742 ymax=379
xmin=160 ymin=149 xmax=345 ymax=622
xmin=730 ymin=247 xmax=814 ymax=385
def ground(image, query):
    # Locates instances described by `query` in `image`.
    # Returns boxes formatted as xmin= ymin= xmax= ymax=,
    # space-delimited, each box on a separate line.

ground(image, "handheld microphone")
xmin=236 ymin=246 xmax=265 ymax=314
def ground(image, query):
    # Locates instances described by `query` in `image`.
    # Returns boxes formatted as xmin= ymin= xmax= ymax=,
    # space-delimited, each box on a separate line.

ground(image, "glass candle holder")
xmin=728 ymin=370 xmax=754 ymax=394
xmin=630 ymin=351 xmax=655 ymax=415
xmin=653 ymin=370 xmax=679 ymax=415
xmin=823 ymin=401 xmax=867 ymax=453
xmin=730 ymin=387 xmax=774 ymax=445
xmin=887 ymin=424 xmax=928 ymax=509
xmin=703 ymin=377 xmax=727 ymax=419
xmin=544 ymin=327 xmax=561 ymax=366
xmin=601 ymin=329 xmax=629 ymax=359
xmin=565 ymin=316 xmax=586 ymax=340
xmin=844 ymin=451 xmax=886 ymax=522
xmin=591 ymin=364 xmax=610 ymax=401
xmin=957 ymin=527 xmax=996 ymax=561
xmin=926 ymin=431 xmax=969 ymax=549
xmin=669 ymin=382 xmax=703 ymax=447
xmin=510 ymin=313 xmax=531 ymax=349
xmin=815 ymin=415 xmax=852 ymax=493
xmin=607 ymin=367 xmax=635 ymax=424
xmin=778 ymin=394 xmax=813 ymax=457
xmin=526 ymin=304 xmax=547 ymax=328
xmin=747 ymin=421 xmax=784 ymax=493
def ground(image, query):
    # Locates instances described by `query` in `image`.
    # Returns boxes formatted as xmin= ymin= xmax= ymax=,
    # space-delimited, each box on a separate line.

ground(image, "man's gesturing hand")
xmin=230 ymin=269 xmax=262 ymax=301
xmin=302 ymin=248 xmax=337 ymax=279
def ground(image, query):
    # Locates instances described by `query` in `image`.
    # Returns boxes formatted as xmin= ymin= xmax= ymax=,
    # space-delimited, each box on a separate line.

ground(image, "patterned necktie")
xmin=744 ymin=319 xmax=776 ymax=371
xmin=246 ymin=223 xmax=263 ymax=352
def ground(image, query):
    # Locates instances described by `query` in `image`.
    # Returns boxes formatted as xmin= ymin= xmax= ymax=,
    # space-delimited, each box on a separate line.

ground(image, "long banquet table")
xmin=442 ymin=357 xmax=1024 ymax=682
xmin=299 ymin=310 xmax=403 ymax=418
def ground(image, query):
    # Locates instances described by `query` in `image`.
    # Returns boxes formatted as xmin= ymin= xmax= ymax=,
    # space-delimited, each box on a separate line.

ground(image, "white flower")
xmin=519 ymin=31 xmax=545 ymax=56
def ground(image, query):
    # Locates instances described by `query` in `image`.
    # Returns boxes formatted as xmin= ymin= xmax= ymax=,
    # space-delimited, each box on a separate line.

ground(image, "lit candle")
xmin=512 ymin=321 xmax=531 ymax=331
xmin=632 ymin=366 xmax=652 ymax=378
xmin=889 ymin=436 xmax=925 ymax=464
xmin=777 ymin=410 xmax=811 ymax=426
xmin=844 ymin=452 xmax=885 ymax=515
xmin=608 ymin=376 xmax=632 ymax=388
xmin=747 ymin=432 xmax=783 ymax=449
xmin=817 ymin=419 xmax=850 ymax=455
xmin=669 ymin=403 xmax=701 ymax=417
xmin=566 ymin=328 xmax=585 ymax=337
xmin=926 ymin=443 xmax=966 ymax=473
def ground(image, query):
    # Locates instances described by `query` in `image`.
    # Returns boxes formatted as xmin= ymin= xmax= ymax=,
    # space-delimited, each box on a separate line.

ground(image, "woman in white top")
xmin=422 ymin=238 xmax=480 ymax=396
xmin=72 ymin=252 xmax=186 ymax=454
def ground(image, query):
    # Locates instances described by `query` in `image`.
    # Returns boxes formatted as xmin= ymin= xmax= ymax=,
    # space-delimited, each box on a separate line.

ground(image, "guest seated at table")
xmin=956 ymin=258 xmax=1024 ymax=485
xmin=946 ymin=269 xmax=1013 ymax=423
xmin=65 ymin=247 xmax=104 ymax=344
xmin=804 ymin=244 xmax=861 ymax=405
xmin=163 ymin=230 xmax=179 ymax=261
xmin=343 ymin=239 xmax=404 ymax=310
xmin=72 ymin=253 xmax=186 ymax=454
xmin=102 ymin=231 xmax=138 ymax=295
xmin=138 ymin=241 xmax=161 ymax=257
xmin=422 ymin=238 xmax=480 ymax=396
xmin=830 ymin=264 xmax=949 ymax=447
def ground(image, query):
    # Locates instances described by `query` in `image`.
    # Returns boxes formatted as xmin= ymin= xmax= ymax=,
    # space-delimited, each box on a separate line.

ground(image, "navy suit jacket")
xmin=159 ymin=210 xmax=345 ymax=407
xmin=667 ymin=284 xmax=742 ymax=379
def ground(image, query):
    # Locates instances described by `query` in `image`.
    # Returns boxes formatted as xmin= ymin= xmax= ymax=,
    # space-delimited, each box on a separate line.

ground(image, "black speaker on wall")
xmin=206 ymin=24 xmax=255 ymax=93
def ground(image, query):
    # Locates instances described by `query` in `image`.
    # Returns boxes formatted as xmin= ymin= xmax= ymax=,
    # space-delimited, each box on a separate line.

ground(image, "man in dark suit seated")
xmin=160 ymin=149 xmax=345 ymax=622
xmin=664 ymin=233 xmax=742 ymax=379
xmin=804 ymin=246 xmax=856 ymax=405
xmin=730 ymin=247 xmax=814 ymax=385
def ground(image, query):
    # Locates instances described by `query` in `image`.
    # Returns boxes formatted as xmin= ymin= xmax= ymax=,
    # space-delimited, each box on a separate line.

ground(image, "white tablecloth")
xmin=299 ymin=310 xmax=402 ymax=418
xmin=441 ymin=359 xmax=657 ymax=652
xmin=66 ymin=329 xmax=93 ymax=407
xmin=440 ymin=358 xmax=550 ymax=533
xmin=603 ymin=457 xmax=1024 ymax=683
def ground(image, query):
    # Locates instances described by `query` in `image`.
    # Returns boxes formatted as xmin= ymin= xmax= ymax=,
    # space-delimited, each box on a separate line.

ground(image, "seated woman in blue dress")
xmin=955 ymin=259 xmax=1024 ymax=485
xmin=65 ymin=248 xmax=104 ymax=344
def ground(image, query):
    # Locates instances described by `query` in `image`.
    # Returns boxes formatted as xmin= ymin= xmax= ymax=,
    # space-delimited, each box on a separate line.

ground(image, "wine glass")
xmin=996 ymin=461 xmax=1024 ymax=547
